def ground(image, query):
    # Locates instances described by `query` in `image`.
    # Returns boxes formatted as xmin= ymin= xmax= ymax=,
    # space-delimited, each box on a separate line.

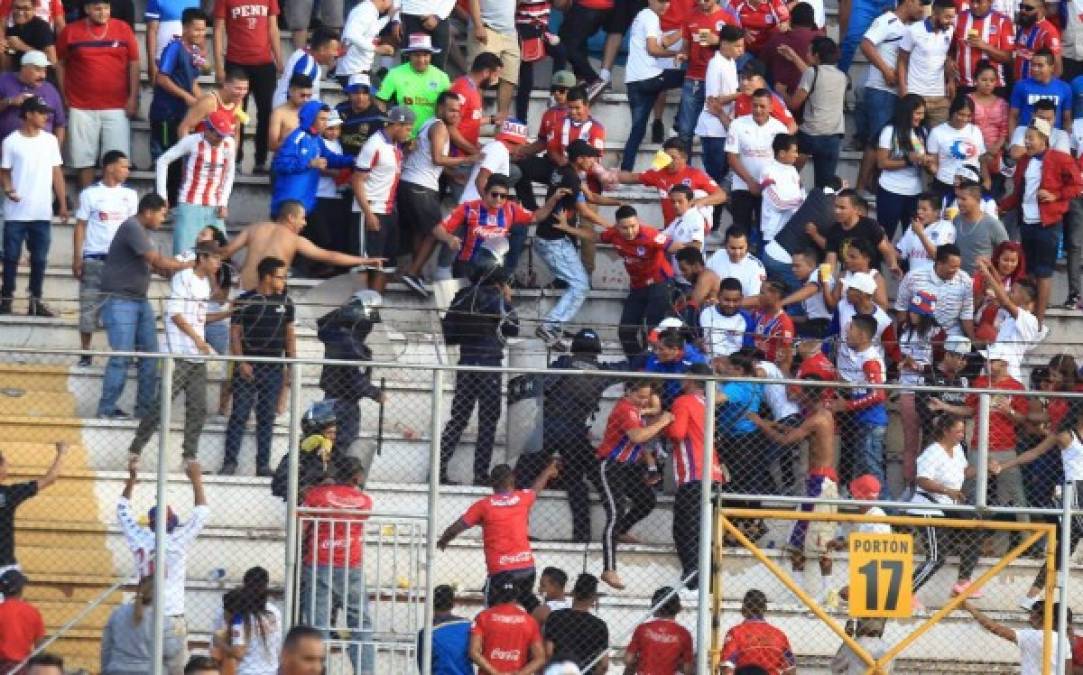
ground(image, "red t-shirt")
xmin=661 ymin=0 xmax=696 ymax=30
xmin=536 ymin=105 xmax=566 ymax=145
xmin=450 ymin=75 xmax=483 ymax=147
xmin=470 ymin=603 xmax=542 ymax=673
xmin=546 ymin=115 xmax=605 ymax=159
xmin=793 ymin=351 xmax=837 ymax=402
xmin=954 ymin=10 xmax=1014 ymax=87
xmin=213 ymin=0 xmax=280 ymax=65
xmin=442 ymin=200 xmax=534 ymax=263
xmin=600 ymin=224 xmax=673 ymax=289
xmin=597 ymin=397 xmax=647 ymax=463
xmin=752 ymin=310 xmax=794 ymax=363
xmin=731 ymin=0 xmax=791 ymax=53
xmin=461 ymin=489 xmax=536 ymax=574
xmin=638 ymin=165 xmax=721 ymax=225
xmin=627 ymin=618 xmax=694 ymax=674
xmin=734 ymin=92 xmax=796 ymax=128
xmin=721 ymin=619 xmax=796 ymax=674
xmin=0 ymin=599 xmax=44 ymax=661
xmin=682 ymin=7 xmax=739 ymax=79
xmin=967 ymin=375 xmax=1027 ymax=450
xmin=56 ymin=19 xmax=139 ymax=110
xmin=667 ymin=392 xmax=724 ymax=486
xmin=301 ymin=484 xmax=372 ymax=567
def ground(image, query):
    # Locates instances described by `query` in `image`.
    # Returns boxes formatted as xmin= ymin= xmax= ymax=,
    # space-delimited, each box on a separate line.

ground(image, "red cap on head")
xmin=849 ymin=474 xmax=881 ymax=501
xmin=206 ymin=110 xmax=235 ymax=137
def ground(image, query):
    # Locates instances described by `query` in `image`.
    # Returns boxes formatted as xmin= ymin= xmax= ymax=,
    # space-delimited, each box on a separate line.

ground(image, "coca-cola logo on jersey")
xmin=490 ymin=648 xmax=522 ymax=660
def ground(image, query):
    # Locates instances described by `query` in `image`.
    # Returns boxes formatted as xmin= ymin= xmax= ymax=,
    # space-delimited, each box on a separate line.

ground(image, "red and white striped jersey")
xmin=156 ymin=132 xmax=236 ymax=207
xmin=547 ymin=115 xmax=606 ymax=159
xmin=353 ymin=129 xmax=402 ymax=216
xmin=953 ymin=10 xmax=1014 ymax=87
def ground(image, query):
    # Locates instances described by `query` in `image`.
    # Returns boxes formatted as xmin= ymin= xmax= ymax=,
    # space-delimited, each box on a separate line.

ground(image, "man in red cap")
xmin=154 ymin=110 xmax=237 ymax=254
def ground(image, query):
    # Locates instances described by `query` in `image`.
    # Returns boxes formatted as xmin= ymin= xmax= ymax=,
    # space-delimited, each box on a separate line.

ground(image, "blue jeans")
xmin=97 ymin=297 xmax=159 ymax=417
xmin=762 ymin=250 xmax=803 ymax=300
xmin=622 ymin=70 xmax=683 ymax=171
xmin=534 ymin=237 xmax=589 ymax=329
xmin=701 ymin=136 xmax=729 ymax=189
xmin=173 ymin=204 xmax=224 ymax=255
xmin=840 ymin=0 xmax=893 ymax=72
xmin=797 ymin=132 xmax=842 ymax=188
xmin=505 ymin=224 xmax=528 ymax=276
xmin=300 ymin=565 xmax=374 ymax=675
xmin=860 ymin=88 xmax=898 ymax=146
xmin=676 ymin=79 xmax=705 ymax=147
xmin=854 ymin=422 xmax=887 ymax=485
xmin=1 ymin=219 xmax=49 ymax=299
xmin=876 ymin=186 xmax=919 ymax=240
xmin=223 ymin=362 xmax=283 ymax=470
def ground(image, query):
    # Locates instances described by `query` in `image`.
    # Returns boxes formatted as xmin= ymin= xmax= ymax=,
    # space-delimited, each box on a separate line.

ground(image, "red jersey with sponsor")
xmin=450 ymin=75 xmax=483 ymax=147
xmin=470 ymin=603 xmax=542 ymax=673
xmin=442 ymin=200 xmax=534 ymax=263
xmin=734 ymin=91 xmax=795 ymax=128
xmin=462 ymin=489 xmax=537 ymax=573
xmin=597 ymin=398 xmax=647 ymax=463
xmin=213 ymin=0 xmax=280 ymax=65
xmin=301 ymin=484 xmax=372 ymax=567
xmin=638 ymin=165 xmax=721 ymax=225
xmin=721 ymin=619 xmax=796 ymax=674
xmin=600 ymin=224 xmax=673 ymax=288
xmin=731 ymin=0 xmax=791 ymax=53
xmin=1015 ymin=19 xmax=1061 ymax=81
xmin=666 ymin=391 xmax=725 ymax=485
xmin=954 ymin=10 xmax=1014 ymax=87
xmin=627 ymin=618 xmax=694 ymax=674
xmin=661 ymin=0 xmax=697 ymax=30
xmin=752 ymin=310 xmax=794 ymax=362
xmin=547 ymin=115 xmax=606 ymax=158
xmin=682 ymin=6 xmax=740 ymax=79
xmin=967 ymin=375 xmax=1027 ymax=450
xmin=56 ymin=19 xmax=140 ymax=110
xmin=536 ymin=105 xmax=566 ymax=145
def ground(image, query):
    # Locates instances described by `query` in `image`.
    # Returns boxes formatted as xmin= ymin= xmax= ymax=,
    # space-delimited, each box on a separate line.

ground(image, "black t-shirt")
xmin=543 ymin=609 xmax=609 ymax=672
xmin=6 ymin=18 xmax=55 ymax=67
xmin=231 ymin=291 xmax=295 ymax=357
xmin=534 ymin=164 xmax=581 ymax=242
xmin=824 ymin=216 xmax=887 ymax=270
xmin=336 ymin=101 xmax=386 ymax=156
xmin=774 ymin=187 xmax=836 ymax=255
xmin=0 ymin=481 xmax=37 ymax=565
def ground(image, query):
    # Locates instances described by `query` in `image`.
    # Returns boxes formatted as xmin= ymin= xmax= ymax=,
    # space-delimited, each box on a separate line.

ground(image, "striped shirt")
xmin=273 ymin=47 xmax=321 ymax=106
xmin=667 ymin=391 xmax=724 ymax=485
xmin=1015 ymin=19 xmax=1061 ymax=81
xmin=441 ymin=199 xmax=534 ymax=263
xmin=893 ymin=267 xmax=975 ymax=336
xmin=156 ymin=132 xmax=236 ymax=207
xmin=547 ymin=115 xmax=605 ymax=159
xmin=596 ymin=398 xmax=647 ymax=463
xmin=354 ymin=129 xmax=402 ymax=215
xmin=954 ymin=9 xmax=1014 ymax=87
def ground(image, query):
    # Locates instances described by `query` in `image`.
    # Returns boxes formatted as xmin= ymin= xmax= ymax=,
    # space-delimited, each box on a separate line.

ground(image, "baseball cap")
xmin=954 ymin=165 xmax=982 ymax=186
xmin=842 ymin=271 xmax=877 ymax=296
xmin=1030 ymin=117 xmax=1053 ymax=139
xmin=849 ymin=474 xmax=881 ymax=501
xmin=908 ymin=289 xmax=937 ymax=317
xmin=206 ymin=109 xmax=235 ymax=137
xmin=19 ymin=95 xmax=51 ymax=116
xmin=20 ymin=50 xmax=48 ymax=68
xmin=944 ymin=334 xmax=972 ymax=355
xmin=401 ymin=33 xmax=441 ymax=53
xmin=981 ymin=343 xmax=1012 ymax=363
xmin=571 ymin=328 xmax=602 ymax=354
xmin=495 ymin=118 xmax=529 ymax=145
xmin=0 ymin=569 xmax=27 ymax=596
xmin=567 ymin=138 xmax=601 ymax=161
xmin=386 ymin=106 xmax=416 ymax=126
xmin=326 ymin=109 xmax=343 ymax=128
xmin=551 ymin=70 xmax=577 ymax=88
xmin=147 ymin=505 xmax=179 ymax=533
xmin=346 ymin=73 xmax=372 ymax=93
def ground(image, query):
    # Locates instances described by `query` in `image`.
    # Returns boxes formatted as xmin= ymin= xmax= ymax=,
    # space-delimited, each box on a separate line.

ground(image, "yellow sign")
xmin=848 ymin=532 xmax=914 ymax=618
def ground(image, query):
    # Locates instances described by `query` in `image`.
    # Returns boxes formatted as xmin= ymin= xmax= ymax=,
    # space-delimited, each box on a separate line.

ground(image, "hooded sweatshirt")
xmin=271 ymin=100 xmax=353 ymax=215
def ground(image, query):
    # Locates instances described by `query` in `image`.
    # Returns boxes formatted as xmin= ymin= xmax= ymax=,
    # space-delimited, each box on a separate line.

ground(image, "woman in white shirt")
xmin=926 ymin=94 xmax=988 ymax=201
xmin=908 ymin=414 xmax=981 ymax=599
xmin=826 ymin=236 xmax=889 ymax=310
xmin=877 ymin=94 xmax=933 ymax=240
xmin=214 ymin=567 xmax=283 ymax=675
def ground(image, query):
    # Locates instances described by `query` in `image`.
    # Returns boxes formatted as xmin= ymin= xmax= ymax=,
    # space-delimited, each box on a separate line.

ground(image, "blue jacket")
xmin=417 ymin=616 xmax=472 ymax=675
xmin=639 ymin=344 xmax=708 ymax=408
xmin=271 ymin=101 xmax=353 ymax=216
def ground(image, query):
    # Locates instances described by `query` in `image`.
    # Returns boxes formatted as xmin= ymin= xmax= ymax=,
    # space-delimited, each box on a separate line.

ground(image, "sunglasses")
xmin=1019 ymin=4 xmax=1037 ymax=10
xmin=488 ymin=191 xmax=509 ymax=200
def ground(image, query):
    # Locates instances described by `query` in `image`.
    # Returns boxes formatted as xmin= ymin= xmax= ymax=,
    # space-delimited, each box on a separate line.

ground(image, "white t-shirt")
xmin=695 ymin=51 xmax=739 ymax=138
xmin=858 ymin=506 xmax=892 ymax=534
xmin=337 ymin=1 xmax=386 ymax=78
xmin=354 ymin=130 xmax=402 ymax=215
xmin=705 ymin=250 xmax=766 ymax=297
xmin=758 ymin=360 xmax=800 ymax=420
xmin=759 ymin=159 xmax=805 ymax=261
xmin=462 ymin=140 xmax=510 ymax=203
xmin=1023 ymin=156 xmax=1043 ymax=224
xmin=878 ymin=125 xmax=927 ymax=195
xmin=927 ymin=122 xmax=986 ymax=184
xmin=995 ymin=307 xmax=1047 ymax=382
xmin=212 ymin=603 xmax=284 ymax=675
xmin=625 ymin=8 xmax=665 ymax=84
xmin=164 ymin=268 xmax=211 ymax=356
xmin=863 ymin=11 xmax=908 ymax=92
xmin=802 ymin=267 xmax=833 ymax=320
xmin=724 ymin=115 xmax=789 ymax=191
xmin=908 ymin=442 xmax=968 ymax=515
xmin=1014 ymin=124 xmax=1072 ymax=154
xmin=700 ymin=307 xmax=753 ymax=357
xmin=317 ymin=137 xmax=345 ymax=198
xmin=899 ymin=20 xmax=954 ymax=97
xmin=273 ymin=49 xmax=322 ymax=108
xmin=1017 ymin=628 xmax=1072 ymax=675
xmin=1 ymin=129 xmax=61 ymax=221
xmin=1062 ymin=430 xmax=1083 ymax=481
xmin=895 ymin=220 xmax=956 ymax=273
xmin=663 ymin=209 xmax=706 ymax=283
xmin=76 ymin=182 xmax=139 ymax=256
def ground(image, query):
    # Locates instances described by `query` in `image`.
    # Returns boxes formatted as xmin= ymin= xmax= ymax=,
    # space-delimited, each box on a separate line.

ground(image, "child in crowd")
xmin=832 ymin=314 xmax=889 ymax=486
xmin=897 ymin=290 xmax=940 ymax=499
xmin=826 ymin=237 xmax=889 ymax=311
xmin=896 ymin=193 xmax=956 ymax=274
xmin=664 ymin=184 xmax=707 ymax=291
xmin=781 ymin=249 xmax=834 ymax=339
xmin=760 ymin=134 xmax=806 ymax=288
xmin=975 ymin=258 xmax=1048 ymax=382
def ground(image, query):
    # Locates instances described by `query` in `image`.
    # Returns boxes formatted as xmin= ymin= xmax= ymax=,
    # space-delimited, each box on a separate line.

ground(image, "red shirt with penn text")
xmin=461 ymin=489 xmax=536 ymax=574
xmin=213 ymin=0 xmax=280 ymax=65
xmin=626 ymin=618 xmax=694 ymax=675
xmin=638 ymin=165 xmax=721 ymax=225
xmin=301 ymin=484 xmax=372 ymax=567
xmin=682 ymin=6 xmax=740 ymax=79
xmin=966 ymin=375 xmax=1027 ymax=451
xmin=600 ymin=224 xmax=673 ymax=289
xmin=470 ymin=603 xmax=542 ymax=673
xmin=721 ymin=619 xmax=796 ymax=674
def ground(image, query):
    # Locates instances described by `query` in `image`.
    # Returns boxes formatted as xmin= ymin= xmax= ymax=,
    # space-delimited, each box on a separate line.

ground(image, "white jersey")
xmin=76 ymin=182 xmax=139 ymax=256
xmin=1063 ymin=429 xmax=1083 ymax=482
xmin=757 ymin=360 xmax=800 ymax=420
xmin=401 ymin=117 xmax=447 ymax=191
xmin=663 ymin=209 xmax=706 ymax=284
xmin=705 ymin=250 xmax=765 ymax=297
xmin=273 ymin=48 xmax=322 ymax=107
xmin=157 ymin=133 xmax=237 ymax=208
xmin=354 ymin=129 xmax=402 ymax=215
xmin=462 ymin=140 xmax=510 ymax=203
xmin=163 ymin=268 xmax=211 ymax=357
xmin=337 ymin=1 xmax=388 ymax=78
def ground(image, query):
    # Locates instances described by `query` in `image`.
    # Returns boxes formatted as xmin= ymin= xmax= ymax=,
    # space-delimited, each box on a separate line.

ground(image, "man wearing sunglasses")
xmin=1014 ymin=0 xmax=1063 ymax=81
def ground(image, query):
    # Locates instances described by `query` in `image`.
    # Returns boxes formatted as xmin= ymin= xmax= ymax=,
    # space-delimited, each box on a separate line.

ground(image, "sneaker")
xmin=400 ymin=273 xmax=429 ymax=298
xmin=586 ymin=79 xmax=609 ymax=103
xmin=911 ymin=596 xmax=925 ymax=612
xmin=1064 ymin=294 xmax=1080 ymax=310
xmin=219 ymin=462 xmax=238 ymax=476
xmin=76 ymin=355 xmax=92 ymax=368
xmin=535 ymin=324 xmax=562 ymax=345
xmin=439 ymin=474 xmax=459 ymax=486
xmin=28 ymin=298 xmax=56 ymax=318
xmin=651 ymin=119 xmax=665 ymax=144
xmin=678 ymin=587 xmax=699 ymax=603
xmin=255 ymin=465 xmax=274 ymax=477
xmin=251 ymin=164 xmax=269 ymax=176
xmin=1019 ymin=594 xmax=1040 ymax=611
xmin=99 ymin=408 xmax=131 ymax=420
xmin=952 ymin=580 xmax=984 ymax=599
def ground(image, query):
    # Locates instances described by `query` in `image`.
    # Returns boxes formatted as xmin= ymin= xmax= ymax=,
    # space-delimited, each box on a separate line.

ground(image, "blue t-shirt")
xmin=149 ymin=38 xmax=200 ymax=122
xmin=417 ymin=617 xmax=472 ymax=675
xmin=145 ymin=0 xmax=200 ymax=22
xmin=1070 ymin=74 xmax=1083 ymax=119
xmin=717 ymin=381 xmax=763 ymax=436
xmin=1010 ymin=77 xmax=1072 ymax=128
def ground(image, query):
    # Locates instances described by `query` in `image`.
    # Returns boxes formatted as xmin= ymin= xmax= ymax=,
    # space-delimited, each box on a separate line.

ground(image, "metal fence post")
xmin=421 ymin=368 xmax=444 ymax=675
xmin=151 ymin=355 xmax=174 ymax=675
xmin=284 ymin=361 xmax=303 ymax=626
xmin=1057 ymin=485 xmax=1072 ymax=675
xmin=696 ymin=380 xmax=718 ymax=674
xmin=975 ymin=394 xmax=990 ymax=509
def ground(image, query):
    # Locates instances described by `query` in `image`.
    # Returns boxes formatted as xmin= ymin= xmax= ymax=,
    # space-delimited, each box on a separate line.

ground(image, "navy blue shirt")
xmin=149 ymin=38 xmax=199 ymax=121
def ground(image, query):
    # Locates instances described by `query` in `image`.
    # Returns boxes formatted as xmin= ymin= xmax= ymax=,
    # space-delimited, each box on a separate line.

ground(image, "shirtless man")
xmin=268 ymin=74 xmax=314 ymax=152
xmin=177 ymin=68 xmax=250 ymax=137
xmin=747 ymin=374 xmax=837 ymax=577
xmin=675 ymin=247 xmax=721 ymax=311
xmin=221 ymin=200 xmax=382 ymax=290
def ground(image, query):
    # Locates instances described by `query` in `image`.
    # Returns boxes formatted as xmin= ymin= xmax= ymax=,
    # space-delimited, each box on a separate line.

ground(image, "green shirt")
xmin=376 ymin=63 xmax=450 ymax=137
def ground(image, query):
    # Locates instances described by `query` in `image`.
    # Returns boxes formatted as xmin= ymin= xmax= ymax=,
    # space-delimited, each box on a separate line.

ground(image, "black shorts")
xmin=359 ymin=211 xmax=400 ymax=266
xmin=484 ymin=568 xmax=539 ymax=612
xmin=604 ymin=0 xmax=646 ymax=34
xmin=1021 ymin=221 xmax=1059 ymax=279
xmin=397 ymin=181 xmax=443 ymax=237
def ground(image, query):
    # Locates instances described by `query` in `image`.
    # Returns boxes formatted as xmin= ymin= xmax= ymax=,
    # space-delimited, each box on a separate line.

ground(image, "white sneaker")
xmin=1019 ymin=594 xmax=1039 ymax=611
xmin=678 ymin=587 xmax=700 ymax=604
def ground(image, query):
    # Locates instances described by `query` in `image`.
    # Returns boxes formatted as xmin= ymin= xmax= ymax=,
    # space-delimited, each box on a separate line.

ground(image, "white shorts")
xmin=68 ymin=108 xmax=131 ymax=169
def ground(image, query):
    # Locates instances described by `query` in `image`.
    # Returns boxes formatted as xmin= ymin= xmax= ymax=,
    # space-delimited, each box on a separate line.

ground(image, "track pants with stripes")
xmin=911 ymin=513 xmax=981 ymax=593
xmin=599 ymin=459 xmax=657 ymax=571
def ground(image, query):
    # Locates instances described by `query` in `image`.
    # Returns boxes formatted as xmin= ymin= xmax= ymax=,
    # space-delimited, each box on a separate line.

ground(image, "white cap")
xmin=981 ymin=343 xmax=1012 ymax=362
xmin=657 ymin=317 xmax=684 ymax=331
xmin=842 ymin=271 xmax=877 ymax=296
xmin=943 ymin=335 xmax=972 ymax=355
xmin=326 ymin=109 xmax=343 ymax=127
xmin=20 ymin=50 xmax=49 ymax=68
